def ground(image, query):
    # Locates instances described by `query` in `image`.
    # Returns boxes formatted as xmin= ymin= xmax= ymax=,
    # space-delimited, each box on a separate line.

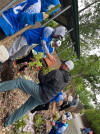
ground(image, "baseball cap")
xmin=0 ymin=45 xmax=9 ymax=62
xmin=61 ymin=114 xmax=67 ymax=121
xmin=55 ymin=40 xmax=61 ymax=47
xmin=53 ymin=26 xmax=66 ymax=38
xmin=65 ymin=60 xmax=74 ymax=71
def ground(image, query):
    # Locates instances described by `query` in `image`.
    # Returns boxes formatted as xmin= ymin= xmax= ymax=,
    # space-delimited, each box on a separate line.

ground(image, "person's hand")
xmin=48 ymin=54 xmax=56 ymax=62
xmin=52 ymin=111 xmax=54 ymax=114
xmin=43 ymin=12 xmax=49 ymax=20
xmin=51 ymin=120 xmax=55 ymax=126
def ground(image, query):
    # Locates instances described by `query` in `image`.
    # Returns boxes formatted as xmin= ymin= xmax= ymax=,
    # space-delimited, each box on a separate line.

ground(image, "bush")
xmin=84 ymin=109 xmax=100 ymax=134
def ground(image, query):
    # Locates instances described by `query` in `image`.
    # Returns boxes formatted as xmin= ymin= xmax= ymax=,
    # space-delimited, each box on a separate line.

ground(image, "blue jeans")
xmin=0 ymin=78 xmax=44 ymax=127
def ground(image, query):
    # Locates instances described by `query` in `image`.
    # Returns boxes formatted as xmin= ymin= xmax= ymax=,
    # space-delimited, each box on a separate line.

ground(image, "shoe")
xmin=0 ymin=62 xmax=2 ymax=71
xmin=59 ymin=108 xmax=62 ymax=111
xmin=13 ymin=60 xmax=17 ymax=68
xmin=4 ymin=112 xmax=10 ymax=127
xmin=7 ymin=59 xmax=12 ymax=66
xmin=17 ymin=71 xmax=21 ymax=76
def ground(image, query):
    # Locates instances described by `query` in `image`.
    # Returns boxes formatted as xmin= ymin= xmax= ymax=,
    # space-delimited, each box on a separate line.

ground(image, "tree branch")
xmin=71 ymin=73 xmax=85 ymax=79
xmin=79 ymin=0 xmax=100 ymax=13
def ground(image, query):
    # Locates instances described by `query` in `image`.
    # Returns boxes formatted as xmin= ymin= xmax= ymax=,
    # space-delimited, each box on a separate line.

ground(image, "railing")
xmin=0 ymin=0 xmax=17 ymax=14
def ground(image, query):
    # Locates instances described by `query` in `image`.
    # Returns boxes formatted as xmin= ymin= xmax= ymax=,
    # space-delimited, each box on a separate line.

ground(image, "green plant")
xmin=27 ymin=52 xmax=44 ymax=72
xmin=14 ymin=113 xmax=34 ymax=134
xmin=53 ymin=111 xmax=59 ymax=121
xmin=14 ymin=116 xmax=26 ymax=133
xmin=34 ymin=112 xmax=46 ymax=134
xmin=41 ymin=66 xmax=54 ymax=75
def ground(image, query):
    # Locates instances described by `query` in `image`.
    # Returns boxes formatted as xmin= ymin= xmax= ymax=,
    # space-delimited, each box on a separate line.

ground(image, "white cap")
xmin=65 ymin=60 xmax=74 ymax=70
xmin=55 ymin=40 xmax=61 ymax=47
xmin=61 ymin=114 xmax=67 ymax=121
xmin=62 ymin=92 xmax=66 ymax=99
xmin=68 ymin=95 xmax=73 ymax=101
xmin=0 ymin=45 xmax=9 ymax=62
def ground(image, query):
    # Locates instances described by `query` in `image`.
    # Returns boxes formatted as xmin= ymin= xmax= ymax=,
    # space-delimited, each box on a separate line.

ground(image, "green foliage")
xmin=83 ymin=104 xmax=94 ymax=110
xmin=41 ymin=66 xmax=54 ymax=75
xmin=45 ymin=20 xmax=58 ymax=28
xmin=84 ymin=109 xmax=100 ymax=134
xmin=56 ymin=36 xmax=77 ymax=61
xmin=14 ymin=116 xmax=27 ymax=133
xmin=63 ymin=84 xmax=71 ymax=92
xmin=28 ymin=52 xmax=44 ymax=72
xmin=79 ymin=0 xmax=100 ymax=53
xmin=71 ymin=55 xmax=100 ymax=90
xmin=34 ymin=112 xmax=46 ymax=134
xmin=14 ymin=113 xmax=34 ymax=134
xmin=53 ymin=111 xmax=59 ymax=121
xmin=70 ymin=55 xmax=100 ymax=106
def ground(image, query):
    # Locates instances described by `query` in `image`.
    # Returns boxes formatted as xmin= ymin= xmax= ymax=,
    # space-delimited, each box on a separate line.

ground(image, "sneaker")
xmin=0 ymin=62 xmax=2 ymax=71
xmin=7 ymin=59 xmax=12 ymax=66
xmin=17 ymin=71 xmax=21 ymax=76
xmin=4 ymin=112 xmax=10 ymax=127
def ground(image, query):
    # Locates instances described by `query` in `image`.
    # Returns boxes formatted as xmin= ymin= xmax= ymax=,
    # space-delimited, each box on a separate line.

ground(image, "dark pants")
xmin=59 ymin=101 xmax=71 ymax=111
xmin=0 ymin=27 xmax=7 ymax=41
xmin=16 ymin=50 xmax=33 ymax=71
xmin=31 ymin=102 xmax=50 ymax=113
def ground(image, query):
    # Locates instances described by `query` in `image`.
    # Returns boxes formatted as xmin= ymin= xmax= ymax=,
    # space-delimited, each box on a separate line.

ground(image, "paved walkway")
xmin=63 ymin=114 xmax=84 ymax=134
xmin=73 ymin=113 xmax=84 ymax=134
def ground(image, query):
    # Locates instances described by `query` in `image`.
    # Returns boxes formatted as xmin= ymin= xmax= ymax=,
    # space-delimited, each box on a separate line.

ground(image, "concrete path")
xmin=63 ymin=113 xmax=84 ymax=134
xmin=73 ymin=113 xmax=84 ymax=134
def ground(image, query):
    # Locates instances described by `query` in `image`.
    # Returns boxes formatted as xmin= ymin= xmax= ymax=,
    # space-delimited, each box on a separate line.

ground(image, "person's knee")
xmin=18 ymin=78 xmax=24 ymax=83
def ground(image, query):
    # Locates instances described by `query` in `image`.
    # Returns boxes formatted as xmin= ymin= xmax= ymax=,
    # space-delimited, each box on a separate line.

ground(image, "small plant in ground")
xmin=22 ymin=75 xmax=33 ymax=81
xmin=34 ymin=112 xmax=46 ymax=134
xmin=27 ymin=53 xmax=44 ymax=72
xmin=53 ymin=110 xmax=60 ymax=121
xmin=14 ymin=113 xmax=35 ymax=134
xmin=41 ymin=66 xmax=54 ymax=75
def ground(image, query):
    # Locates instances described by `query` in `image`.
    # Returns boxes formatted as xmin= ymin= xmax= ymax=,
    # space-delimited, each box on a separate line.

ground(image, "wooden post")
xmin=0 ymin=22 xmax=41 ymax=45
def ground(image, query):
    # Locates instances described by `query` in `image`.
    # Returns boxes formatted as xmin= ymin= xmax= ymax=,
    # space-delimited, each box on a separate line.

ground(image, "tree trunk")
xmin=71 ymin=73 xmax=85 ymax=79
xmin=79 ymin=0 xmax=100 ymax=13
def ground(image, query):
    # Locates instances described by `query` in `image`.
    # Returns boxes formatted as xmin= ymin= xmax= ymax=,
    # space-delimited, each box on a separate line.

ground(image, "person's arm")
xmin=19 ymin=12 xmax=48 ymax=25
xmin=52 ymin=102 xmax=56 ymax=114
xmin=41 ymin=40 xmax=49 ymax=54
xmin=41 ymin=27 xmax=55 ymax=62
xmin=46 ymin=52 xmax=55 ymax=62
xmin=38 ymin=69 xmax=56 ymax=83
